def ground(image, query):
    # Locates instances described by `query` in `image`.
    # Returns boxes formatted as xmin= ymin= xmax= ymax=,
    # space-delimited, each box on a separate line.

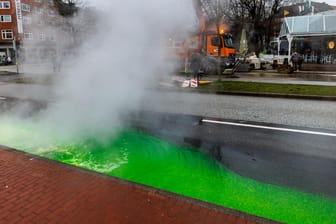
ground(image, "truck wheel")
xmin=203 ymin=65 xmax=217 ymax=75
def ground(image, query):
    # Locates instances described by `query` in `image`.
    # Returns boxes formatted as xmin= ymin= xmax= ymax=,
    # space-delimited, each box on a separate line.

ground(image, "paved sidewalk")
xmin=0 ymin=147 xmax=278 ymax=224
xmin=0 ymin=64 xmax=56 ymax=75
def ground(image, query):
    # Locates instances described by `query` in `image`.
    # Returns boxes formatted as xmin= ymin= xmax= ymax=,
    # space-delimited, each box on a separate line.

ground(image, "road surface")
xmin=0 ymin=81 xmax=335 ymax=130
xmin=131 ymin=111 xmax=336 ymax=198
xmin=140 ymin=90 xmax=336 ymax=130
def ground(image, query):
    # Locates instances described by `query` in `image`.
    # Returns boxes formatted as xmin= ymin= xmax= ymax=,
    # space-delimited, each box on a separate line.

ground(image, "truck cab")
xmin=206 ymin=33 xmax=236 ymax=68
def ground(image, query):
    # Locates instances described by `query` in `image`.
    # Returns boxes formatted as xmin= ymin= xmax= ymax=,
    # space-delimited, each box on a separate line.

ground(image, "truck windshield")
xmin=223 ymin=36 xmax=234 ymax=48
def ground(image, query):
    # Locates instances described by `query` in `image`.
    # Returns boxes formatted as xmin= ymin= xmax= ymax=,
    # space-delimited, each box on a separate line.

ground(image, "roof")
xmin=279 ymin=10 xmax=336 ymax=37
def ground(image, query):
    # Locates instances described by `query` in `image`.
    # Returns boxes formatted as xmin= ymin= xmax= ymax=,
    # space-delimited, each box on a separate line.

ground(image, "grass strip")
xmin=8 ymin=76 xmax=54 ymax=85
xmin=198 ymin=81 xmax=336 ymax=97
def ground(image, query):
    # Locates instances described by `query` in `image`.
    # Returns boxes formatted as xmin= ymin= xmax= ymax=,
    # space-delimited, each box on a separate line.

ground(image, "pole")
xmin=13 ymin=37 xmax=19 ymax=74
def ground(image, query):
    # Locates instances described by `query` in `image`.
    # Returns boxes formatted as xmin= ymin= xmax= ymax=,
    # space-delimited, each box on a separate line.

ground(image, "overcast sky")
xmin=314 ymin=0 xmax=336 ymax=5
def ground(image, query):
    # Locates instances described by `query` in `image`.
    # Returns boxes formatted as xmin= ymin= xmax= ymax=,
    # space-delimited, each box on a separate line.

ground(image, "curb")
xmin=203 ymin=90 xmax=336 ymax=101
xmin=162 ymin=87 xmax=336 ymax=101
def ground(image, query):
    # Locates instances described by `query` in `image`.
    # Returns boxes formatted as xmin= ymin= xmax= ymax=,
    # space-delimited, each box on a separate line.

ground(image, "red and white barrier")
xmin=190 ymin=79 xmax=198 ymax=88
xmin=182 ymin=80 xmax=190 ymax=87
xmin=180 ymin=79 xmax=198 ymax=88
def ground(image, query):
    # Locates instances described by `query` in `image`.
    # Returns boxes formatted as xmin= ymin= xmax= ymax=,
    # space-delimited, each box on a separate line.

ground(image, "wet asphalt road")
xmin=0 ymin=80 xmax=335 ymax=130
xmin=140 ymin=90 xmax=336 ymax=131
xmin=0 ymin=83 xmax=53 ymax=101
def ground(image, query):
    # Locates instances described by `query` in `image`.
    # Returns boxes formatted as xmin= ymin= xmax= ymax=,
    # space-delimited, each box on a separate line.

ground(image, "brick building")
xmin=0 ymin=0 xmax=73 ymax=64
xmin=0 ymin=0 xmax=17 ymax=62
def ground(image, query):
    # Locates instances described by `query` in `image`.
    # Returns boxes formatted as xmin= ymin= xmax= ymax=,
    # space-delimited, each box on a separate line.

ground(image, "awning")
xmin=279 ymin=10 xmax=336 ymax=37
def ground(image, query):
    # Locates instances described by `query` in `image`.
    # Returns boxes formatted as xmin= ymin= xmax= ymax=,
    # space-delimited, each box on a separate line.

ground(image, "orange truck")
xmin=182 ymin=31 xmax=236 ymax=74
xmin=181 ymin=0 xmax=236 ymax=74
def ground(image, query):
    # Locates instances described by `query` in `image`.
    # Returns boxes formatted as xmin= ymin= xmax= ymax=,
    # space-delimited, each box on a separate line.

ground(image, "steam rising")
xmin=31 ymin=1 xmax=194 ymax=140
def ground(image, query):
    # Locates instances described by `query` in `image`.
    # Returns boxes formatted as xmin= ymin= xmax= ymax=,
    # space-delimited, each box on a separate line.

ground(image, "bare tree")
xmin=227 ymin=0 xmax=280 ymax=55
xmin=54 ymin=0 xmax=88 ymax=17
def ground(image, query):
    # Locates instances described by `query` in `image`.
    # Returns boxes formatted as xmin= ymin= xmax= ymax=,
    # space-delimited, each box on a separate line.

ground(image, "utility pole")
xmin=13 ymin=37 xmax=19 ymax=74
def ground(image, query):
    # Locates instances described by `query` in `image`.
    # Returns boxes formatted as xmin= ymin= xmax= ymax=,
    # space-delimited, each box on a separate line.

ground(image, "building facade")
xmin=0 ymin=0 xmax=17 ymax=62
xmin=0 ymin=0 xmax=72 ymax=64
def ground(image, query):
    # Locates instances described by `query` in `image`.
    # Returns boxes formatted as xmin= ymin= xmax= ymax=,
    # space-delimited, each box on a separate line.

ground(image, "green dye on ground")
xmin=1 ymin=119 xmax=336 ymax=224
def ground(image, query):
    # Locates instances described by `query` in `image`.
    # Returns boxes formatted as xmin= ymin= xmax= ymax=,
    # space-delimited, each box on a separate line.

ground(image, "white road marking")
xmin=202 ymin=119 xmax=336 ymax=137
xmin=0 ymin=97 xmax=6 ymax=100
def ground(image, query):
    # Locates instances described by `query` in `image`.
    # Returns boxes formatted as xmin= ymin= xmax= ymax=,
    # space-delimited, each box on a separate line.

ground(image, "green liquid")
xmin=1 ymin=118 xmax=336 ymax=224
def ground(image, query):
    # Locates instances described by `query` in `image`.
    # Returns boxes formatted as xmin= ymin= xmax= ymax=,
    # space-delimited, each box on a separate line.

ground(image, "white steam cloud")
xmin=37 ymin=0 xmax=195 ymax=139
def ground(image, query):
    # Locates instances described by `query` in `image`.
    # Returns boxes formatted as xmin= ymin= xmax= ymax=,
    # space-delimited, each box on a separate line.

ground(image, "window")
xmin=48 ymin=0 xmax=54 ymax=6
xmin=49 ymin=33 xmax=56 ymax=41
xmin=224 ymin=37 xmax=234 ymax=48
xmin=48 ymin=10 xmax=55 ymax=17
xmin=49 ymin=20 xmax=57 ymax=26
xmin=39 ymin=32 xmax=45 ymax=41
xmin=35 ymin=7 xmax=43 ymax=14
xmin=22 ymin=16 xmax=31 ymax=24
xmin=24 ymin=32 xmax=33 ymax=40
xmin=35 ymin=0 xmax=42 ymax=2
xmin=0 ymin=1 xmax=10 ymax=9
xmin=211 ymin=37 xmax=222 ymax=47
xmin=1 ymin=29 xmax=12 ymax=39
xmin=0 ymin=15 xmax=11 ymax=22
xmin=22 ymin=3 xmax=30 ymax=12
